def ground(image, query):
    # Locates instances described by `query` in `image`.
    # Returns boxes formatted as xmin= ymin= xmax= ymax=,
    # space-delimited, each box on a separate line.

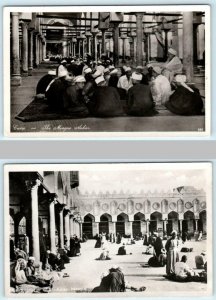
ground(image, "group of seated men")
xmin=36 ymin=48 xmax=204 ymax=118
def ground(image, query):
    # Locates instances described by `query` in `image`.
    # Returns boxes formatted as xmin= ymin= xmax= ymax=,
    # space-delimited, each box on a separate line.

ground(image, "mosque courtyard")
xmin=52 ymin=238 xmax=207 ymax=295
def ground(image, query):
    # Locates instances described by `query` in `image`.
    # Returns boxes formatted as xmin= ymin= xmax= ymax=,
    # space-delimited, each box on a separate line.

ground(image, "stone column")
xmin=28 ymin=29 xmax=34 ymax=75
xmin=101 ymin=29 xmax=106 ymax=54
xmin=21 ymin=22 xmax=28 ymax=76
xmin=195 ymin=219 xmax=198 ymax=231
xmin=163 ymin=220 xmax=167 ymax=233
xmin=42 ymin=41 xmax=46 ymax=60
xmin=91 ymin=33 xmax=98 ymax=61
xmin=146 ymin=220 xmax=150 ymax=234
xmin=121 ymin=36 xmax=126 ymax=63
xmin=26 ymin=179 xmax=41 ymax=262
xmin=49 ymin=194 xmax=56 ymax=253
xmin=129 ymin=222 xmax=133 ymax=239
xmin=57 ymin=204 xmax=65 ymax=248
xmin=113 ymin=24 xmax=119 ymax=66
xmin=136 ymin=13 xmax=144 ymax=66
xmin=64 ymin=209 xmax=70 ymax=247
xmin=183 ymin=12 xmax=194 ymax=82
xmin=80 ymin=223 xmax=83 ymax=237
xmin=11 ymin=12 xmax=21 ymax=86
xmin=93 ymin=222 xmax=99 ymax=236
xmin=70 ymin=216 xmax=74 ymax=236
xmin=35 ymin=34 xmax=40 ymax=66
xmin=179 ymin=219 xmax=183 ymax=233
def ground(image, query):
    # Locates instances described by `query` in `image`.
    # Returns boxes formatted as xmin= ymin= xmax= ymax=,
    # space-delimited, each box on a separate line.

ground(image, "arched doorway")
xmin=198 ymin=210 xmax=206 ymax=233
xmin=150 ymin=212 xmax=162 ymax=233
xmin=183 ymin=211 xmax=195 ymax=234
xmin=116 ymin=213 xmax=129 ymax=236
xmin=167 ymin=211 xmax=179 ymax=235
xmin=99 ymin=214 xmax=111 ymax=234
xmin=133 ymin=212 xmax=145 ymax=237
xmin=83 ymin=214 xmax=95 ymax=239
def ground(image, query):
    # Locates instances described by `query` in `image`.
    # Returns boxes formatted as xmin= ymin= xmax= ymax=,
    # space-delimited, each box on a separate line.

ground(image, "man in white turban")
xmin=117 ymin=67 xmax=133 ymax=91
xmin=162 ymin=48 xmax=183 ymax=82
xmin=126 ymin=72 xmax=156 ymax=116
xmin=150 ymin=66 xmax=171 ymax=108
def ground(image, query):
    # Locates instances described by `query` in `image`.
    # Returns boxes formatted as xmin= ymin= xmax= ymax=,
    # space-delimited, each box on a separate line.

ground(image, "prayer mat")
xmin=15 ymin=97 xmax=89 ymax=122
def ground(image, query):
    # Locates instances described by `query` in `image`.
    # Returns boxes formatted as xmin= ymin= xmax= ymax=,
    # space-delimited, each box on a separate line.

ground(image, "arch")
xmin=150 ymin=212 xmax=162 ymax=233
xmin=18 ymin=216 xmax=27 ymax=235
xmin=182 ymin=211 xmax=195 ymax=234
xmin=99 ymin=214 xmax=111 ymax=234
xmin=83 ymin=214 xmax=95 ymax=238
xmin=198 ymin=210 xmax=206 ymax=233
xmin=116 ymin=213 xmax=129 ymax=236
xmin=167 ymin=211 xmax=179 ymax=235
xmin=133 ymin=212 xmax=145 ymax=237
xmin=177 ymin=199 xmax=184 ymax=213
xmin=161 ymin=199 xmax=168 ymax=214
xmin=10 ymin=215 xmax=15 ymax=235
xmin=144 ymin=199 xmax=151 ymax=214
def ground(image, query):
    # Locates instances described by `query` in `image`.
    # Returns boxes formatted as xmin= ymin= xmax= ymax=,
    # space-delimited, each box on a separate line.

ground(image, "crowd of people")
xmin=10 ymin=228 xmax=207 ymax=293
xmin=35 ymin=48 xmax=204 ymax=119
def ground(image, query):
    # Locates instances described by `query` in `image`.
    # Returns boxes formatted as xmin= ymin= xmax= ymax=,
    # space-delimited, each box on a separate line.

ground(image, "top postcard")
xmin=4 ymin=5 xmax=210 ymax=138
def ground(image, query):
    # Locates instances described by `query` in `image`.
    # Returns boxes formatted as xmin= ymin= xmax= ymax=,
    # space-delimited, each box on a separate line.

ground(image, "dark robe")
xmin=118 ymin=246 xmax=126 ymax=255
xmin=108 ymin=74 xmax=119 ymax=88
xmin=45 ymin=77 xmax=69 ymax=111
xmin=89 ymin=86 xmax=124 ymax=117
xmin=36 ymin=74 xmax=55 ymax=94
xmin=127 ymin=84 xmax=156 ymax=116
xmin=140 ymin=73 xmax=149 ymax=85
xmin=153 ymin=237 xmax=163 ymax=258
xmin=93 ymin=270 xmax=125 ymax=293
xmin=165 ymin=85 xmax=203 ymax=115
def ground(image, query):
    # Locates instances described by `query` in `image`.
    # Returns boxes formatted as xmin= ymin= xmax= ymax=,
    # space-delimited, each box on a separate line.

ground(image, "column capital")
xmin=64 ymin=208 xmax=71 ymax=216
xmin=25 ymin=178 xmax=41 ymax=191
xmin=56 ymin=203 xmax=66 ymax=212
xmin=135 ymin=12 xmax=144 ymax=18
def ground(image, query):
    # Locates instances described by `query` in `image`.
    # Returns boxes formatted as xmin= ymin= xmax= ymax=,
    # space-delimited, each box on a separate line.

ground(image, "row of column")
xmin=28 ymin=180 xmax=81 ymax=263
xmin=11 ymin=12 xmax=46 ymax=86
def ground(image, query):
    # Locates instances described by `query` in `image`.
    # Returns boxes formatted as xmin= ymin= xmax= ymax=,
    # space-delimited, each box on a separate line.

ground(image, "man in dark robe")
xmin=36 ymin=70 xmax=56 ymax=95
xmin=165 ymin=74 xmax=203 ymax=115
xmin=108 ymin=69 xmax=119 ymax=88
xmin=153 ymin=233 xmax=163 ymax=258
xmin=88 ymin=76 xmax=124 ymax=117
xmin=118 ymin=244 xmax=127 ymax=255
xmin=127 ymin=73 xmax=156 ymax=116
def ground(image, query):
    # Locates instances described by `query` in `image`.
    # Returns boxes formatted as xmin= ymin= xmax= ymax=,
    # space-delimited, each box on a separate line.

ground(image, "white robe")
xmin=150 ymin=74 xmax=171 ymax=106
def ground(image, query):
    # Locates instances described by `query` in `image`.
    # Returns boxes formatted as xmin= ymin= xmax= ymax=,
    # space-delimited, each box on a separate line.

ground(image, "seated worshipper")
xmin=56 ymin=59 xmax=68 ymax=77
xmin=195 ymin=251 xmax=206 ymax=269
xmin=15 ymin=248 xmax=28 ymax=260
xmin=96 ymin=60 xmax=105 ymax=74
xmin=36 ymin=70 xmax=56 ymax=95
xmin=162 ymin=48 xmax=183 ymax=82
xmin=74 ymin=236 xmax=81 ymax=256
xmin=88 ymin=76 xmax=124 ymax=117
xmin=150 ymin=66 xmax=171 ymax=108
xmin=96 ymin=250 xmax=111 ymax=261
xmin=118 ymin=244 xmax=127 ymax=255
xmin=127 ymin=72 xmax=156 ymax=116
xmin=95 ymin=234 xmax=102 ymax=248
xmin=25 ymin=257 xmax=54 ymax=288
xmin=11 ymin=258 xmax=28 ymax=286
xmin=61 ymin=75 xmax=89 ymax=117
xmin=165 ymin=74 xmax=203 ymax=115
xmin=92 ymin=266 xmax=146 ymax=293
xmin=173 ymin=255 xmax=199 ymax=282
xmin=117 ymin=67 xmax=133 ymax=92
xmin=108 ymin=68 xmax=119 ymax=88
xmin=153 ymin=233 xmax=164 ymax=259
xmin=83 ymin=67 xmax=93 ymax=82
xmin=135 ymin=66 xmax=149 ymax=85
xmin=47 ymin=251 xmax=65 ymax=271
xmin=145 ymin=245 xmax=154 ymax=255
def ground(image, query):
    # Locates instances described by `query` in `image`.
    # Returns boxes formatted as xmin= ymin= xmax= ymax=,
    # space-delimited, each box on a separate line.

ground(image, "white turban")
xmin=168 ymin=48 xmax=177 ymax=56
xmin=58 ymin=69 xmax=68 ymax=78
xmin=131 ymin=72 xmax=142 ymax=81
xmin=48 ymin=70 xmax=56 ymax=76
xmin=152 ymin=66 xmax=162 ymax=75
xmin=136 ymin=65 xmax=143 ymax=70
xmin=175 ymin=74 xmax=187 ymax=83
xmin=84 ymin=67 xmax=92 ymax=74
xmin=110 ymin=68 xmax=118 ymax=75
xmin=92 ymin=70 xmax=102 ymax=78
xmin=95 ymin=76 xmax=105 ymax=85
xmin=125 ymin=67 xmax=132 ymax=72
xmin=61 ymin=59 xmax=67 ymax=64
xmin=108 ymin=65 xmax=115 ymax=71
xmin=75 ymin=75 xmax=86 ymax=83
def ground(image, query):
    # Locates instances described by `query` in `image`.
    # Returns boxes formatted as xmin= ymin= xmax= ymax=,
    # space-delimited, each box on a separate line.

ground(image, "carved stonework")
xmin=152 ymin=202 xmax=160 ymax=210
xmin=169 ymin=202 xmax=177 ymax=210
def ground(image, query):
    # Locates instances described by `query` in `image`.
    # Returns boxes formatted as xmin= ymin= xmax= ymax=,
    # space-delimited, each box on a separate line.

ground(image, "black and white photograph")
xmin=5 ymin=163 xmax=212 ymax=296
xmin=4 ymin=5 xmax=210 ymax=137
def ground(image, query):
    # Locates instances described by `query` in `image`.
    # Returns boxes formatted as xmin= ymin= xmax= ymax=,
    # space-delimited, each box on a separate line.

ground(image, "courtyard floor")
xmin=52 ymin=238 xmax=208 ymax=295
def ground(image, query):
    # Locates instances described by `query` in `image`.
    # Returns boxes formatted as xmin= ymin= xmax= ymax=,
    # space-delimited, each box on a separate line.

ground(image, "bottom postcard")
xmin=4 ymin=162 xmax=212 ymax=296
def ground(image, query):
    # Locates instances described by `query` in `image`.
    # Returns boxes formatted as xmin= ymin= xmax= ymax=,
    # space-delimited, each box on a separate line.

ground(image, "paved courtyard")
xmin=52 ymin=238 xmax=207 ymax=295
